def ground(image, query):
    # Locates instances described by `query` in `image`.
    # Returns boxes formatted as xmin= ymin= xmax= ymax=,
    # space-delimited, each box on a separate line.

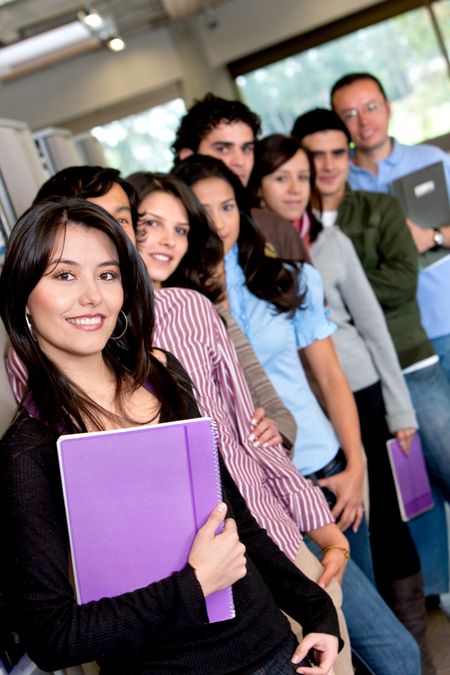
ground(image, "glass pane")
xmin=433 ymin=0 xmax=450 ymax=54
xmin=236 ymin=6 xmax=450 ymax=144
xmin=91 ymin=98 xmax=186 ymax=176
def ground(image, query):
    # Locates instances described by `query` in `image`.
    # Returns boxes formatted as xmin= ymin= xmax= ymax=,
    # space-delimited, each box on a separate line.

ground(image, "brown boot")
xmin=388 ymin=573 xmax=437 ymax=675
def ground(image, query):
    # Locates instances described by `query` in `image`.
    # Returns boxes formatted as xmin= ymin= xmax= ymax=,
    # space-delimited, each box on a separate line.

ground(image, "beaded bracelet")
xmin=322 ymin=545 xmax=350 ymax=560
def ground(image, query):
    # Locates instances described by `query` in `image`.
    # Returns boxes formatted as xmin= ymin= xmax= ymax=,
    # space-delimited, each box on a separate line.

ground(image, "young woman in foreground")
xmin=0 ymin=198 xmax=340 ymax=674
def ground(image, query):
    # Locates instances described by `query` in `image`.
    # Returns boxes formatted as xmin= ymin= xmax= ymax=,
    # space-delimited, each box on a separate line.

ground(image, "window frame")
xmin=228 ymin=0 xmax=444 ymax=78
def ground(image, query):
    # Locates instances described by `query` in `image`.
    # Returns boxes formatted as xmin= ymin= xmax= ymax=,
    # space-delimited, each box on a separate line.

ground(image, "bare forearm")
xmin=407 ymin=220 xmax=450 ymax=252
xmin=306 ymin=524 xmax=350 ymax=586
xmin=319 ymin=370 xmax=363 ymax=472
xmin=302 ymin=339 xmax=365 ymax=530
xmin=306 ymin=523 xmax=349 ymax=551
xmin=302 ymin=339 xmax=363 ymax=470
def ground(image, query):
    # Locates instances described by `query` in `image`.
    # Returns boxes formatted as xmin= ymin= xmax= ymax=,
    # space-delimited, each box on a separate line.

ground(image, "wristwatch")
xmin=433 ymin=228 xmax=445 ymax=247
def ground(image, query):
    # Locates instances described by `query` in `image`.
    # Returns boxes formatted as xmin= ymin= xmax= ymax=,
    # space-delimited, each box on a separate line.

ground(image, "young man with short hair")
xmin=173 ymin=93 xmax=260 ymax=186
xmin=172 ymin=93 xmax=306 ymax=260
xmin=331 ymin=72 xmax=450 ymax=382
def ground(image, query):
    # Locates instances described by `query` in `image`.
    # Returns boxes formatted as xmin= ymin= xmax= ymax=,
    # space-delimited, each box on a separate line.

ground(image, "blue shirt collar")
xmin=350 ymin=136 xmax=400 ymax=173
xmin=385 ymin=137 xmax=403 ymax=166
xmin=224 ymin=242 xmax=240 ymax=269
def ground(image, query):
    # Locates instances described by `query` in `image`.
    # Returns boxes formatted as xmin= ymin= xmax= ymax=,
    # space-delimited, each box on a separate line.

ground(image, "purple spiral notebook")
xmin=386 ymin=433 xmax=434 ymax=522
xmin=57 ymin=417 xmax=235 ymax=623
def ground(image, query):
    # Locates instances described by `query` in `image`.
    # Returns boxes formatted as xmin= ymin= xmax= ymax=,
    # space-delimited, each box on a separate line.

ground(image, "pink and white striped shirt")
xmin=5 ymin=287 xmax=333 ymax=560
xmin=152 ymin=288 xmax=333 ymax=559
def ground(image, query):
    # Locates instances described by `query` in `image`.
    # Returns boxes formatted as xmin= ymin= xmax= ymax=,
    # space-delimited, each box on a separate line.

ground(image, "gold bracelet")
xmin=322 ymin=545 xmax=350 ymax=560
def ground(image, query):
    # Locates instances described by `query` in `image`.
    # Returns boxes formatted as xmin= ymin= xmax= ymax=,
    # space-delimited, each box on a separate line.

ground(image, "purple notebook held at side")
xmin=57 ymin=417 xmax=235 ymax=623
xmin=386 ymin=433 xmax=434 ymax=522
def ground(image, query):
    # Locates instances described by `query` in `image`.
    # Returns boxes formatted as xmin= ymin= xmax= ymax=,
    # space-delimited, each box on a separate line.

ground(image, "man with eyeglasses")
xmin=331 ymin=72 xmax=450 ymax=384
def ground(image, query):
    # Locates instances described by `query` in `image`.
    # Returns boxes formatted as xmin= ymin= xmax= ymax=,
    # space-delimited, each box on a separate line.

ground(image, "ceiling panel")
xmin=0 ymin=0 xmax=226 ymax=81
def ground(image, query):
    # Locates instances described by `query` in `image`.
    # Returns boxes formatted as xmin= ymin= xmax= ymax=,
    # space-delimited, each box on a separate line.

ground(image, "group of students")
xmin=0 ymin=70 xmax=449 ymax=675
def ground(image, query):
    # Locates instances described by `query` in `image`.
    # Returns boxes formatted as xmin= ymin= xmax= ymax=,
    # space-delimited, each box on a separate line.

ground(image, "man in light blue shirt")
xmin=331 ymin=72 xmax=450 ymax=383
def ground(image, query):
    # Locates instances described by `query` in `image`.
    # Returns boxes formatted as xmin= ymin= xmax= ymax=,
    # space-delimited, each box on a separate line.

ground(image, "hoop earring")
xmin=110 ymin=310 xmax=128 ymax=341
xmin=25 ymin=312 xmax=38 ymax=342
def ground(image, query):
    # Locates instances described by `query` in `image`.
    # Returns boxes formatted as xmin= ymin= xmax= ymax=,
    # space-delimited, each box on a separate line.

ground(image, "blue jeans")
xmin=404 ymin=360 xmax=450 ymax=499
xmin=432 ymin=333 xmax=450 ymax=386
xmin=306 ymin=540 xmax=421 ymax=675
xmin=310 ymin=451 xmax=376 ymax=584
xmin=408 ymin=485 xmax=449 ymax=596
xmin=404 ymin=361 xmax=450 ymax=595
xmin=342 ymin=517 xmax=375 ymax=586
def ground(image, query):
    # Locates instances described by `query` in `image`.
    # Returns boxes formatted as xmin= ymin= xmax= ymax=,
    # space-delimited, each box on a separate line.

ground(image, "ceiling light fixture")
xmin=0 ymin=21 xmax=98 ymax=75
xmin=106 ymin=36 xmax=126 ymax=52
xmin=77 ymin=8 xmax=104 ymax=30
xmin=77 ymin=9 xmax=126 ymax=54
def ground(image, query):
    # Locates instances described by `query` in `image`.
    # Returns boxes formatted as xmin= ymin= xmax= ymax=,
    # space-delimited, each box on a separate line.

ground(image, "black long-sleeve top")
xmin=0 ymin=355 xmax=340 ymax=674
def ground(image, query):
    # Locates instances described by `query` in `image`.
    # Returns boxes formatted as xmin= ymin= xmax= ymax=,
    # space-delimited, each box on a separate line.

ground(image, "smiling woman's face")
xmin=26 ymin=223 xmax=124 ymax=369
xmin=136 ymin=191 xmax=190 ymax=288
xmin=259 ymin=148 xmax=311 ymax=222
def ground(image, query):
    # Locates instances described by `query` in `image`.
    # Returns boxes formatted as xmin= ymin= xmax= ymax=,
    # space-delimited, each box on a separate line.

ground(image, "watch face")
xmin=433 ymin=230 xmax=445 ymax=246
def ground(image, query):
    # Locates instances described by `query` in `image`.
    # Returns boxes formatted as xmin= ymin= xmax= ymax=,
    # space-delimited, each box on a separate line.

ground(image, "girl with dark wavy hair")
xmin=0 ymin=197 xmax=341 ymax=675
xmin=127 ymin=171 xmax=224 ymax=303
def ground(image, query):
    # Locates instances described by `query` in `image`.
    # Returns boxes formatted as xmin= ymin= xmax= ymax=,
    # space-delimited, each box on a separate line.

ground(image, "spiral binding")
xmin=209 ymin=418 xmax=223 ymax=506
xmin=209 ymin=417 xmax=236 ymax=618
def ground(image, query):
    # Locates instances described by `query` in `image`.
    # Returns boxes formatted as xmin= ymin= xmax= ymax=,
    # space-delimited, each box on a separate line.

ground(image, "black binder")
xmin=390 ymin=161 xmax=450 ymax=268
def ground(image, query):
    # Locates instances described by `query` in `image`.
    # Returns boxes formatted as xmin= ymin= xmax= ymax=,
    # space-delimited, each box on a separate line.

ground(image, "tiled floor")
xmin=429 ymin=593 xmax=450 ymax=675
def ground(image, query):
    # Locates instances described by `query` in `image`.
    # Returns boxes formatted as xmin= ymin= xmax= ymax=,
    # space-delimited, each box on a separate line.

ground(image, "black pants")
xmin=353 ymin=381 xmax=420 ymax=594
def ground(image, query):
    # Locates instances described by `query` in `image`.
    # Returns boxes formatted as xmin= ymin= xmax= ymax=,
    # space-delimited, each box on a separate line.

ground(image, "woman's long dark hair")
xmin=173 ymin=155 xmax=305 ymax=314
xmin=248 ymin=134 xmax=323 ymax=243
xmin=127 ymin=172 xmax=224 ymax=303
xmin=0 ymin=198 xmax=190 ymax=433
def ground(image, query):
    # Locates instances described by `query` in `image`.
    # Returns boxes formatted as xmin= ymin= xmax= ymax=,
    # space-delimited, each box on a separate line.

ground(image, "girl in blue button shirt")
xmin=172 ymin=155 xmax=373 ymax=577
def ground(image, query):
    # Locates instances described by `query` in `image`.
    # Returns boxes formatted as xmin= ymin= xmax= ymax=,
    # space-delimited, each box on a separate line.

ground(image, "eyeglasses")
xmin=341 ymin=100 xmax=385 ymax=123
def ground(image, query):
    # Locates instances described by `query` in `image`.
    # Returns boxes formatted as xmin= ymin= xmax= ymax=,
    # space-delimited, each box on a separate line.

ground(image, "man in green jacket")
xmin=292 ymin=107 xmax=450 ymax=674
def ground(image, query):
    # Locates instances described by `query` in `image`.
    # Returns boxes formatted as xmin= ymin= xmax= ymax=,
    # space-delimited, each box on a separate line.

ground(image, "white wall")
xmin=196 ymin=0 xmax=379 ymax=66
xmin=0 ymin=0 xmax=379 ymax=130
xmin=0 ymin=27 xmax=182 ymax=129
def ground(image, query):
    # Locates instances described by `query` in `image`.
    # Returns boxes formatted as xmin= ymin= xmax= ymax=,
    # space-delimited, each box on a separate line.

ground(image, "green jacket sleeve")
xmin=338 ymin=190 xmax=419 ymax=310
xmin=365 ymin=196 xmax=419 ymax=309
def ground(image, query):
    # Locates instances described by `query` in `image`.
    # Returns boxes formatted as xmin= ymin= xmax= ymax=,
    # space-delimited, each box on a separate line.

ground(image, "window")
xmin=434 ymin=0 xmax=450 ymax=53
xmin=236 ymin=3 xmax=450 ymax=144
xmin=91 ymin=98 xmax=186 ymax=176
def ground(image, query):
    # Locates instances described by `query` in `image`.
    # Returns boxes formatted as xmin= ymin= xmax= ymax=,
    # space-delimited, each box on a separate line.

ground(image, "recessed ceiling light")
xmin=77 ymin=9 xmax=104 ymax=30
xmin=106 ymin=36 xmax=126 ymax=52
